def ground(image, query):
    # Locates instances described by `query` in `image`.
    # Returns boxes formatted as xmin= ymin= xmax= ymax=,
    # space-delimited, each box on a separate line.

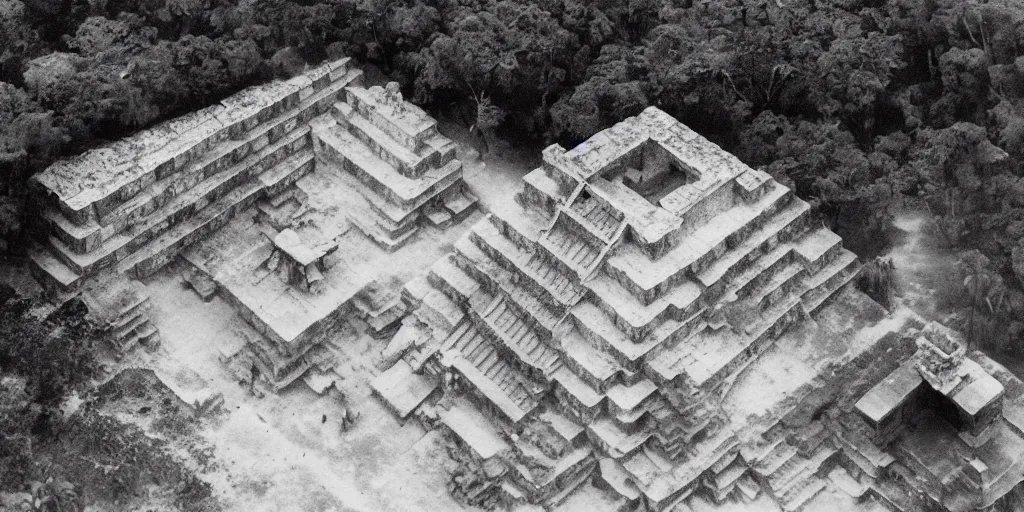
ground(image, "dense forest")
xmin=2 ymin=0 xmax=1024 ymax=364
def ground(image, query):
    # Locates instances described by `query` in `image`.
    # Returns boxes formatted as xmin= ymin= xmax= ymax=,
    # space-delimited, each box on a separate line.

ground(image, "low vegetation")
xmin=0 ymin=287 xmax=219 ymax=511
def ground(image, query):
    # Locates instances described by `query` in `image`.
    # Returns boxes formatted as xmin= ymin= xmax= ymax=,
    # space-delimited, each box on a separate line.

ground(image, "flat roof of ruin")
xmin=953 ymin=363 xmax=1004 ymax=416
xmin=855 ymin=361 xmax=924 ymax=424
xmin=273 ymin=229 xmax=332 ymax=267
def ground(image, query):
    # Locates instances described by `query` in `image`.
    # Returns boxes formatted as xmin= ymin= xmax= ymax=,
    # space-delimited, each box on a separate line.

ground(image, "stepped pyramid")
xmin=28 ymin=58 xmax=363 ymax=292
xmin=309 ymin=81 xmax=476 ymax=250
xmin=379 ymin=107 xmax=861 ymax=509
xmin=28 ymin=58 xmax=479 ymax=389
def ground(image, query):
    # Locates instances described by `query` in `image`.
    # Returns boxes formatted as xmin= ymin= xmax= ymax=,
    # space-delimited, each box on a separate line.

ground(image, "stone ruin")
xmin=80 ymin=279 xmax=161 ymax=354
xmin=374 ymin=107 xmax=863 ymax=510
xmin=372 ymin=108 xmax=1024 ymax=512
xmin=26 ymin=57 xmax=478 ymax=389
xmin=28 ymin=58 xmax=362 ymax=290
xmin=25 ymin=58 xmax=1024 ymax=511
xmin=851 ymin=322 xmax=1024 ymax=512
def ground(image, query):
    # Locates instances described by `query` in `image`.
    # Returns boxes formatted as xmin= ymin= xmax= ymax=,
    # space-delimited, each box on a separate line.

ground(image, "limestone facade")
xmin=377 ymin=107 xmax=861 ymax=510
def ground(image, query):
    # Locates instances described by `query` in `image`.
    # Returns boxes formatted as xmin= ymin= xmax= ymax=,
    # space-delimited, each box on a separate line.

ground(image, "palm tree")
xmin=959 ymin=251 xmax=1002 ymax=349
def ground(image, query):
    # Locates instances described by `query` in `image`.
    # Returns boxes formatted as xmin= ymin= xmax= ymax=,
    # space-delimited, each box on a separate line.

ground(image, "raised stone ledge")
xmin=345 ymin=84 xmax=438 ymax=151
xmin=32 ymin=57 xmax=356 ymax=226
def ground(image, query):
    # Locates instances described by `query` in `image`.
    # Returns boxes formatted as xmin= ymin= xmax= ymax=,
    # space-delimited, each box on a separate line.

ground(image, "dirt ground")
xmin=111 ymin=265 xmax=464 ymax=512
xmin=884 ymin=212 xmax=959 ymax=322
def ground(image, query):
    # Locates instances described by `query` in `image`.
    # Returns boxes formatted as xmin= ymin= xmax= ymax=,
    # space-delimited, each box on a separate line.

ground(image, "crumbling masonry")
xmin=26 ymin=58 xmax=477 ymax=387
xmin=376 ymin=107 xmax=860 ymax=509
xmin=374 ymin=108 xmax=1024 ymax=511
xmin=25 ymin=58 xmax=1024 ymax=511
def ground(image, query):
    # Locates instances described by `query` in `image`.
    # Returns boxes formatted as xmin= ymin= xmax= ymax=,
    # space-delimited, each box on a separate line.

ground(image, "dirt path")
xmin=439 ymin=121 xmax=541 ymax=218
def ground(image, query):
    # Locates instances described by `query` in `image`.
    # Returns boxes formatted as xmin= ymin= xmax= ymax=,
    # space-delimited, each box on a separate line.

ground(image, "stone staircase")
xmin=476 ymin=295 xmax=564 ymax=378
xmin=538 ymin=185 xmax=629 ymax=280
xmin=97 ymin=289 xmax=161 ymax=352
xmin=309 ymin=83 xmax=468 ymax=251
xmin=443 ymin=319 xmax=542 ymax=420
xmin=539 ymin=223 xmax=604 ymax=274
xmin=754 ymin=438 xmax=836 ymax=511
xmin=568 ymin=194 xmax=624 ymax=241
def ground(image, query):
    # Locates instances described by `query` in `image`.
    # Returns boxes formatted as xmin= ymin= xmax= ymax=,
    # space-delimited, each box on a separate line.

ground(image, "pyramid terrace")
xmin=374 ymin=107 xmax=1024 ymax=511
xmin=27 ymin=58 xmax=478 ymax=389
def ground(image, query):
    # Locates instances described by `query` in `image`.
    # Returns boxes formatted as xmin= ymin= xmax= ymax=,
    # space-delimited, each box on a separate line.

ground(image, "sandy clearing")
xmin=134 ymin=267 xmax=467 ymax=512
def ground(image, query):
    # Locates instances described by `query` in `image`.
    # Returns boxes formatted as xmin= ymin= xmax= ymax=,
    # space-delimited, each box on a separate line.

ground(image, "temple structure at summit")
xmin=373 ymin=107 xmax=1024 ymax=512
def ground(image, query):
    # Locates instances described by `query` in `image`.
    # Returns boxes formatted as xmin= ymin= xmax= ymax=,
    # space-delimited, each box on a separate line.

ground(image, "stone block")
xmin=329 ymin=66 xmax=349 ymax=82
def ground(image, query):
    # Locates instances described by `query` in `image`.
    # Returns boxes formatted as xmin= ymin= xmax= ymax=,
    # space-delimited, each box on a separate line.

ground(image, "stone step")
xmin=472 ymin=296 xmax=562 ymax=378
xmin=466 ymin=333 xmax=494 ymax=363
xmin=417 ymin=288 xmax=465 ymax=335
xmin=117 ymin=147 xmax=315 ymax=278
xmin=558 ymin=207 xmax=614 ymax=248
xmin=570 ymin=196 xmax=623 ymax=240
xmin=47 ymin=130 xmax=312 ymax=277
xmin=695 ymin=197 xmax=810 ymax=289
xmin=345 ymin=200 xmax=420 ymax=252
xmin=780 ymin=478 xmax=826 ymax=512
xmin=116 ymin=322 xmax=159 ymax=352
xmin=313 ymin=119 xmax=461 ymax=206
xmin=740 ymin=260 xmax=806 ymax=313
xmin=756 ymin=442 xmax=799 ymax=476
xmin=768 ymin=454 xmax=812 ymax=491
xmin=470 ymin=218 xmax=587 ymax=307
xmin=735 ymin=474 xmax=761 ymax=502
xmin=446 ymin=329 xmax=541 ymax=422
xmin=477 ymin=345 xmax=499 ymax=372
xmin=113 ymin=311 xmax=148 ymax=339
xmin=442 ymin=318 xmax=474 ymax=350
xmin=539 ymin=224 xmax=601 ymax=276
xmin=334 ymin=102 xmax=430 ymax=176
xmin=345 ymin=85 xmax=438 ymax=150
xmin=451 ymin=355 xmax=537 ymax=422
xmin=428 ymin=254 xmax=483 ymax=305
xmin=454 ymin=237 xmax=561 ymax=333
xmin=805 ymin=246 xmax=859 ymax=290
xmin=792 ymin=227 xmax=843 ymax=272
xmin=27 ymin=242 xmax=82 ymax=292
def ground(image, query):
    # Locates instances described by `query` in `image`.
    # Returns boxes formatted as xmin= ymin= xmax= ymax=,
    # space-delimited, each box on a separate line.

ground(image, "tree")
xmin=910 ymin=122 xmax=1009 ymax=246
xmin=549 ymin=44 xmax=648 ymax=141
xmin=931 ymin=47 xmax=991 ymax=126
xmin=857 ymin=257 xmax=900 ymax=311
xmin=957 ymin=250 xmax=1009 ymax=348
xmin=811 ymin=24 xmax=905 ymax=135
